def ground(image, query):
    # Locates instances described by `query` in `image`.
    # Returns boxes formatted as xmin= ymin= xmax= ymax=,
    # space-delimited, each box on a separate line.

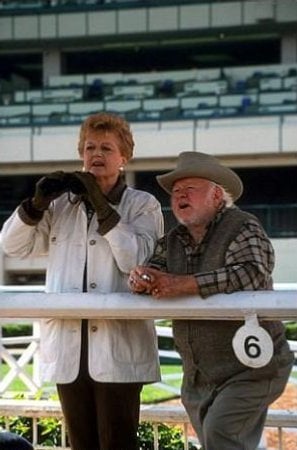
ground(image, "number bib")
xmin=232 ymin=313 xmax=274 ymax=368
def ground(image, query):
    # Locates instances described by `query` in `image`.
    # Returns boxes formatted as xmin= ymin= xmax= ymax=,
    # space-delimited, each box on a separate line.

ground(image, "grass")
xmin=141 ymin=364 xmax=183 ymax=403
xmin=2 ymin=361 xmax=295 ymax=404
xmin=0 ymin=363 xmax=183 ymax=403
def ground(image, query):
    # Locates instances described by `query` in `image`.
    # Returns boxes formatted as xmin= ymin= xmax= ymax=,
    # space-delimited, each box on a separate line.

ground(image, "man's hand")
xmin=129 ymin=266 xmax=153 ymax=294
xmin=32 ymin=171 xmax=68 ymax=211
xmin=129 ymin=266 xmax=199 ymax=298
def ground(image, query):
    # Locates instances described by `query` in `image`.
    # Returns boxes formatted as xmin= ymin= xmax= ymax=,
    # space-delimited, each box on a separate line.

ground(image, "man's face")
xmin=171 ymin=177 xmax=222 ymax=228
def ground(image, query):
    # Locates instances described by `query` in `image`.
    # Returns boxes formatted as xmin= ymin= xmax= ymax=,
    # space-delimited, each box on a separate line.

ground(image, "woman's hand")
xmin=129 ymin=266 xmax=199 ymax=299
xmin=32 ymin=171 xmax=68 ymax=211
xmin=71 ymin=171 xmax=120 ymax=235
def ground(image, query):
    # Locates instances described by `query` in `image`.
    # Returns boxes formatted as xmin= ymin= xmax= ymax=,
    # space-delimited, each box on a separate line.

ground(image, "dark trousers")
xmin=57 ymin=378 xmax=143 ymax=450
xmin=57 ymin=321 xmax=143 ymax=450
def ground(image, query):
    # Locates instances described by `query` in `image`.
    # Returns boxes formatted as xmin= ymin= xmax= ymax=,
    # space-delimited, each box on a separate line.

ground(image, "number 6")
xmin=244 ymin=335 xmax=261 ymax=359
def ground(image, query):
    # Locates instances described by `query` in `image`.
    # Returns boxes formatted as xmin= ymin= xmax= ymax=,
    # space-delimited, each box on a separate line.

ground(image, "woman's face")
xmin=82 ymin=130 xmax=127 ymax=183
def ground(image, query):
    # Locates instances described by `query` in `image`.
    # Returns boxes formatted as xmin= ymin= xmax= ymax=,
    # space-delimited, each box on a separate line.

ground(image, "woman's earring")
xmin=119 ymin=166 xmax=124 ymax=172
xmin=82 ymin=166 xmax=86 ymax=172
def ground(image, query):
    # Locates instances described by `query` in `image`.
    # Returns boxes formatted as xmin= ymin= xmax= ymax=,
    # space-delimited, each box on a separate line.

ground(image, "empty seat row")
xmin=1 ymin=91 xmax=296 ymax=126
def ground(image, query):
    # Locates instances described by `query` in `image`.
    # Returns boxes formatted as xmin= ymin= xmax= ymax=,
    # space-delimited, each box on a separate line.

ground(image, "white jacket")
xmin=1 ymin=187 xmax=164 ymax=383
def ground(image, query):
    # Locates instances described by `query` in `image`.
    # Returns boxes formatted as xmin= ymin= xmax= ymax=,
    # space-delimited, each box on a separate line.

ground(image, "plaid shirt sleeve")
xmin=147 ymin=236 xmax=168 ymax=272
xmin=196 ymin=219 xmax=275 ymax=298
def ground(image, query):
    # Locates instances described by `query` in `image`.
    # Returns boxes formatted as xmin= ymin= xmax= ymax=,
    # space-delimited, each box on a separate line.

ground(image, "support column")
xmin=125 ymin=170 xmax=135 ymax=187
xmin=281 ymin=33 xmax=297 ymax=64
xmin=42 ymin=48 xmax=62 ymax=87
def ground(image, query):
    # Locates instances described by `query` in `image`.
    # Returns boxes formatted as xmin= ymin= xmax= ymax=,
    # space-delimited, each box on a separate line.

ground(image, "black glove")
xmin=32 ymin=171 xmax=68 ymax=211
xmin=70 ymin=171 xmax=120 ymax=235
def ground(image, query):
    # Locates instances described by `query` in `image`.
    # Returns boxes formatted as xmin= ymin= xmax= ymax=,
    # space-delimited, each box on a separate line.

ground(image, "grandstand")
xmin=0 ymin=0 xmax=296 ymax=284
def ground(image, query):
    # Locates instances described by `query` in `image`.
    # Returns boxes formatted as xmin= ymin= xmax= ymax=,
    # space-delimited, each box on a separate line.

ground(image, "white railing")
xmin=0 ymin=398 xmax=296 ymax=450
xmin=0 ymin=289 xmax=296 ymax=320
xmin=0 ymin=289 xmax=296 ymax=394
xmin=0 ymin=289 xmax=296 ymax=449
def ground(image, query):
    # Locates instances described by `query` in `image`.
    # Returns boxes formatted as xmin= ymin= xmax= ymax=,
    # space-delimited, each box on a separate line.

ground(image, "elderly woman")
xmin=1 ymin=113 xmax=164 ymax=450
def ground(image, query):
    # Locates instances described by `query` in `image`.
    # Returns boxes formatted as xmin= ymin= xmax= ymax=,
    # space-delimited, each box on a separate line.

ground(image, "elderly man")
xmin=129 ymin=151 xmax=293 ymax=450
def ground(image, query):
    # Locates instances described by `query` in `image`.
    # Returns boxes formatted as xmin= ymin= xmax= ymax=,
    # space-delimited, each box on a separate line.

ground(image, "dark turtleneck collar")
xmin=105 ymin=173 xmax=127 ymax=205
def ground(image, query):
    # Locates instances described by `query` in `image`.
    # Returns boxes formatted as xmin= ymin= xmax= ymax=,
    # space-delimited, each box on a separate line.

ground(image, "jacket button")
xmin=51 ymin=237 xmax=56 ymax=242
xmin=90 ymin=282 xmax=97 ymax=289
xmin=89 ymin=239 xmax=96 ymax=245
xmin=91 ymin=326 xmax=98 ymax=332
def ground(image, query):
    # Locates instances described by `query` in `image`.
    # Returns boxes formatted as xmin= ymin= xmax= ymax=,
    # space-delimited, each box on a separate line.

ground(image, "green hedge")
xmin=2 ymin=321 xmax=297 ymax=340
xmin=0 ymin=416 xmax=199 ymax=449
xmin=1 ymin=323 xmax=33 ymax=338
xmin=2 ymin=321 xmax=297 ymax=341
xmin=285 ymin=322 xmax=297 ymax=340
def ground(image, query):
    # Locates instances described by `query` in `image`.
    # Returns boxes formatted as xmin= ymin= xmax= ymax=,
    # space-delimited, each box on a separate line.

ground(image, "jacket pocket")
xmin=109 ymin=320 xmax=158 ymax=364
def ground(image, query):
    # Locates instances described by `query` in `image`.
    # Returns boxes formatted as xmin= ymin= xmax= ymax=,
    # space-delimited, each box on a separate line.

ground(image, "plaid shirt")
xmin=148 ymin=206 xmax=275 ymax=298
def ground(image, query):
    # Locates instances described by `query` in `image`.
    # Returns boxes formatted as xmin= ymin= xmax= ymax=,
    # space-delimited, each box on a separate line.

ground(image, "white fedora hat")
xmin=156 ymin=151 xmax=243 ymax=201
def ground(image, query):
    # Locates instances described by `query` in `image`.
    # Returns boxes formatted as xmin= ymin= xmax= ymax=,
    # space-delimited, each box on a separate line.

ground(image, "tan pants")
xmin=181 ymin=362 xmax=293 ymax=450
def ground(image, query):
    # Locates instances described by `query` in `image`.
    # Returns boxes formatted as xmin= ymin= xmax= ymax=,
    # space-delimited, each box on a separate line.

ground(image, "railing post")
xmin=32 ymin=320 xmax=41 ymax=388
xmin=0 ymin=245 xmax=4 ymax=285
xmin=153 ymin=424 xmax=159 ymax=450
xmin=183 ymin=423 xmax=189 ymax=450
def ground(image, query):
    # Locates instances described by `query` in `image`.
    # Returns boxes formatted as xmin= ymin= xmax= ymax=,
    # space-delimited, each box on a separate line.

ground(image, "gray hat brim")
xmin=156 ymin=152 xmax=243 ymax=201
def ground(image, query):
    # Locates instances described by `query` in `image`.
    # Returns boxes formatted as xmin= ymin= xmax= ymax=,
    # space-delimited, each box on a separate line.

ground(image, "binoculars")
xmin=41 ymin=172 xmax=86 ymax=197
xmin=63 ymin=173 xmax=86 ymax=195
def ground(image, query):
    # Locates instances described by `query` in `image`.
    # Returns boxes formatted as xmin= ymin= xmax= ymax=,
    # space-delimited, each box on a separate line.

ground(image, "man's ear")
xmin=213 ymin=184 xmax=224 ymax=207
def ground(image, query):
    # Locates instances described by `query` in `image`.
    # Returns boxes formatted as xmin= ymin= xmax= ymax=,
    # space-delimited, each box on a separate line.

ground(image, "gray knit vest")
xmin=167 ymin=208 xmax=291 ymax=385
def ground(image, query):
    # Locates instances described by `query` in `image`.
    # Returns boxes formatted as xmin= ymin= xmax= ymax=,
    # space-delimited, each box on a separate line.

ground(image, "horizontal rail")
xmin=0 ymin=291 xmax=296 ymax=320
xmin=0 ymin=399 xmax=296 ymax=428
xmin=0 ymin=400 xmax=296 ymax=450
